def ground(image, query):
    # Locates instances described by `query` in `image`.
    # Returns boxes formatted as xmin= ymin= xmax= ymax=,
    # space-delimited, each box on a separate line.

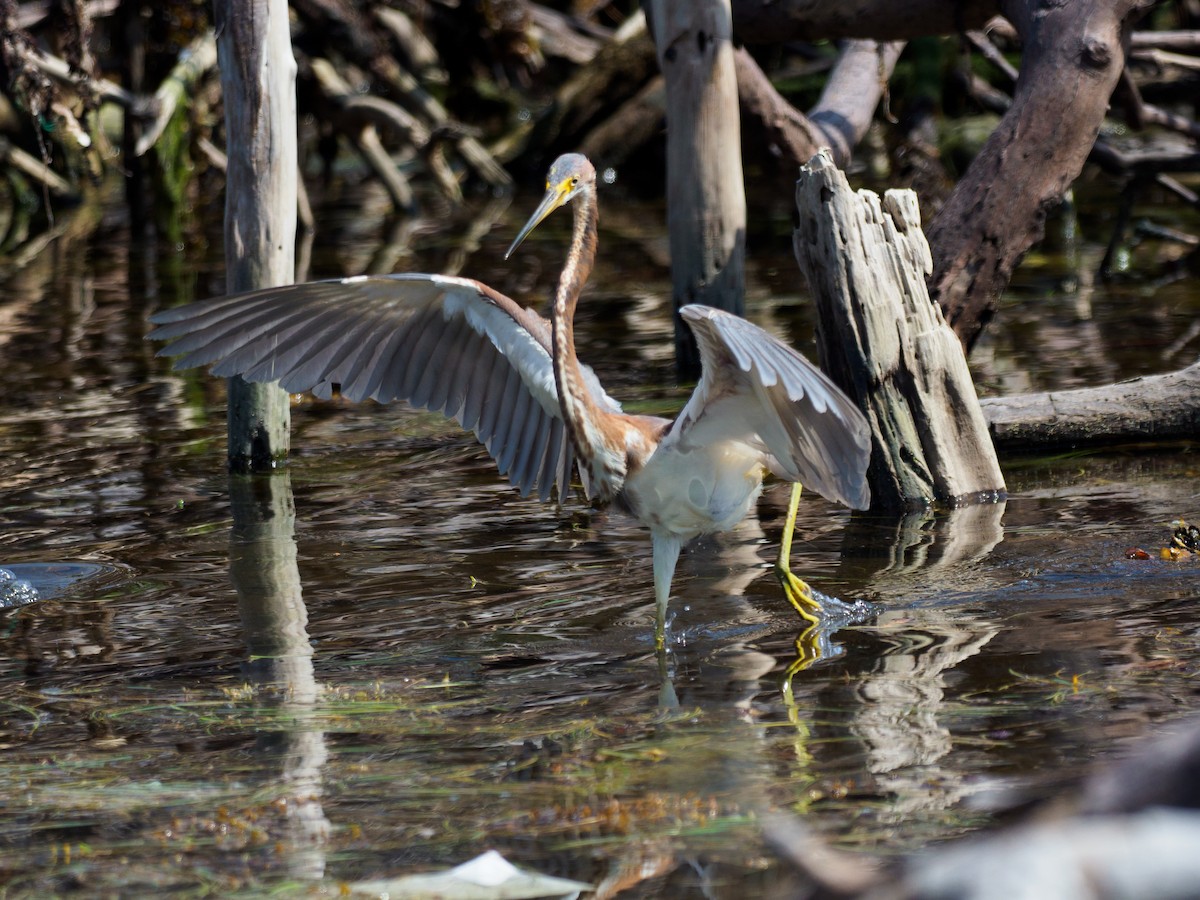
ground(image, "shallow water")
xmin=0 ymin=176 xmax=1198 ymax=896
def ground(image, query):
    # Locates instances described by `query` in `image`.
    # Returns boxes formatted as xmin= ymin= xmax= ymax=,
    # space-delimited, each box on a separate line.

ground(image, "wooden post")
xmin=214 ymin=0 xmax=296 ymax=472
xmin=793 ymin=152 xmax=1006 ymax=511
xmin=646 ymin=0 xmax=745 ymax=378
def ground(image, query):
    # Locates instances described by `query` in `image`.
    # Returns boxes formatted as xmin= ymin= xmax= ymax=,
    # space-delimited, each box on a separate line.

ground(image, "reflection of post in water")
xmin=848 ymin=500 xmax=1006 ymax=576
xmin=847 ymin=501 xmax=1005 ymax=818
xmin=781 ymin=502 xmax=1006 ymax=753
xmin=229 ymin=471 xmax=329 ymax=882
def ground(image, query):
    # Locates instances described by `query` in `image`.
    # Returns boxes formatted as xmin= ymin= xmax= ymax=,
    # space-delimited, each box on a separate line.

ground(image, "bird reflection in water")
xmin=151 ymin=153 xmax=871 ymax=662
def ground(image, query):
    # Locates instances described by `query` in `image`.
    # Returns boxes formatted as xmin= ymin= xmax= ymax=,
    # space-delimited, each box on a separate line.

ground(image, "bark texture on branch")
xmin=794 ymin=152 xmax=1005 ymax=511
xmin=980 ymin=362 xmax=1200 ymax=452
xmin=928 ymin=0 xmax=1154 ymax=351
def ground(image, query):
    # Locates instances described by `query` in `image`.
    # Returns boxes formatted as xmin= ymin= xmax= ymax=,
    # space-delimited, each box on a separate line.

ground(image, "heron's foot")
xmin=775 ymin=563 xmax=822 ymax=626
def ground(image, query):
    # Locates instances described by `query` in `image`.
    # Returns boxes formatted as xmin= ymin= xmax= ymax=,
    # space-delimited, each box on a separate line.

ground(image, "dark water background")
xmin=0 ymin=169 xmax=1198 ymax=896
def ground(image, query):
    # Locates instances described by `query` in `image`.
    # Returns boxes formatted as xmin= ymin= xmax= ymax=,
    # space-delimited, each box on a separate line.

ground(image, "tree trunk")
xmin=646 ymin=0 xmax=746 ymax=378
xmin=214 ymin=0 xmax=297 ymax=471
xmin=794 ymin=152 xmax=1005 ymax=511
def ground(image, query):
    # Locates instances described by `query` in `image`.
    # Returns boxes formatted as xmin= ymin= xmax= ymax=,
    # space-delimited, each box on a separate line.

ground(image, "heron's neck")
xmin=551 ymin=187 xmax=596 ymax=371
xmin=551 ymin=188 xmax=624 ymax=495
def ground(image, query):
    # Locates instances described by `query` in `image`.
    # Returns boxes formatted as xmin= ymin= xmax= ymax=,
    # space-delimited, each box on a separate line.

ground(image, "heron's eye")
xmin=570 ymin=177 xmax=579 ymax=187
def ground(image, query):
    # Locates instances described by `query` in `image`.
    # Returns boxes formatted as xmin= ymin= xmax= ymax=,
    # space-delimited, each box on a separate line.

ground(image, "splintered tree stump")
xmin=793 ymin=152 xmax=1005 ymax=512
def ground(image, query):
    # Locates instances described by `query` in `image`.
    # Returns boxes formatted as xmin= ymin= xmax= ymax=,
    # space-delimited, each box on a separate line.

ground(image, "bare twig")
xmin=527 ymin=3 xmax=607 ymax=64
xmin=1131 ymin=30 xmax=1200 ymax=51
xmin=374 ymin=59 xmax=511 ymax=187
xmin=966 ymin=30 xmax=1019 ymax=82
xmin=1117 ymin=65 xmax=1200 ymax=138
xmin=14 ymin=0 xmax=119 ymax=30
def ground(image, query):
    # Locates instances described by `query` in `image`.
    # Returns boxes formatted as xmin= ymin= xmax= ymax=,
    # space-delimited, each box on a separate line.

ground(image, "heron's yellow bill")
xmin=505 ymin=179 xmax=573 ymax=259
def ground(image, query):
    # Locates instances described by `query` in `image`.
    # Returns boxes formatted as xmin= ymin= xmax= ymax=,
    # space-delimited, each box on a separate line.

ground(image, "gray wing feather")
xmin=671 ymin=305 xmax=871 ymax=510
xmin=150 ymin=273 xmax=601 ymax=503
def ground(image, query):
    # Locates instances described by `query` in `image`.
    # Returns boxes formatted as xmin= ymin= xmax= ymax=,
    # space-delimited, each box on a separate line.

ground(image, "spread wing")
xmin=663 ymin=305 xmax=871 ymax=509
xmin=149 ymin=273 xmax=619 ymax=502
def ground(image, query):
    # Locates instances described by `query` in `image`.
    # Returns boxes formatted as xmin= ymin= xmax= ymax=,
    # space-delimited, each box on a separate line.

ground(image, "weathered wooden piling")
xmin=793 ymin=152 xmax=1006 ymax=511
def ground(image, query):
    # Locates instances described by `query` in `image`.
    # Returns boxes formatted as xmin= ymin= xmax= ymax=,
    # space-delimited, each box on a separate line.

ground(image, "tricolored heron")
xmin=151 ymin=153 xmax=871 ymax=648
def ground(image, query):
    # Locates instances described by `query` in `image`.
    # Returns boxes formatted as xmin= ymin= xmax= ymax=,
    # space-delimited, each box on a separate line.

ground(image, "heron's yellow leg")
xmin=774 ymin=482 xmax=822 ymax=625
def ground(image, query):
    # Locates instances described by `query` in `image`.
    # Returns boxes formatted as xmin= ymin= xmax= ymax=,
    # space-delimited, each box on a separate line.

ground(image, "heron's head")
xmin=505 ymin=154 xmax=597 ymax=259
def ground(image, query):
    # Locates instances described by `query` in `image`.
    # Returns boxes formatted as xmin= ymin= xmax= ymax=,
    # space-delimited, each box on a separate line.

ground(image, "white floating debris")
xmin=452 ymin=850 xmax=520 ymax=886
xmin=349 ymin=849 xmax=591 ymax=899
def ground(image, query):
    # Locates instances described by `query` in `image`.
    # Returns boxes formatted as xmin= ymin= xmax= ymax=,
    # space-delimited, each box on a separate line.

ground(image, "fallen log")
xmin=980 ymin=362 xmax=1200 ymax=452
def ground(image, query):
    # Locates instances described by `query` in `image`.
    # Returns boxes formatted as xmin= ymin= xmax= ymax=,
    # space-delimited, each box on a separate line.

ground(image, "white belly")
xmin=622 ymin=440 xmax=765 ymax=543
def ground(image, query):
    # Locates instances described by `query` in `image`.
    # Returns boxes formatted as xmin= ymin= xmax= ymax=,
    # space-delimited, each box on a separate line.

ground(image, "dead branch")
xmin=1131 ymin=30 xmax=1200 ymax=51
xmin=17 ymin=40 xmax=144 ymax=112
xmin=527 ymin=3 xmax=607 ymax=64
xmin=309 ymin=58 xmax=416 ymax=213
xmin=516 ymin=10 xmax=657 ymax=164
xmin=927 ymin=0 xmax=1156 ymax=352
xmin=292 ymin=0 xmax=510 ymax=188
xmin=373 ymin=6 xmax=447 ymax=84
xmin=0 ymin=135 xmax=76 ymax=197
xmin=730 ymin=0 xmax=998 ymax=42
xmin=135 ymin=30 xmax=218 ymax=157
xmin=578 ymin=75 xmax=664 ymax=166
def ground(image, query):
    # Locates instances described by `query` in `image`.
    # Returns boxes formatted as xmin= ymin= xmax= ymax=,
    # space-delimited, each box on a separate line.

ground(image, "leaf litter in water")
xmin=1125 ymin=517 xmax=1200 ymax=561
